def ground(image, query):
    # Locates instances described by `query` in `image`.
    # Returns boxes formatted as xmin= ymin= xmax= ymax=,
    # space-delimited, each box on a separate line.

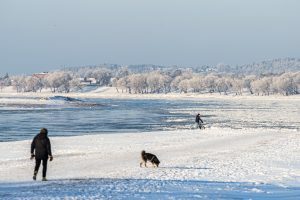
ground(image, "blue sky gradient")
xmin=0 ymin=0 xmax=299 ymax=74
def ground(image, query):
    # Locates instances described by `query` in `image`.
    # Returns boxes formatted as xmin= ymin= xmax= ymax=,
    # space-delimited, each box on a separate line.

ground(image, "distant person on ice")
xmin=30 ymin=128 xmax=53 ymax=181
xmin=195 ymin=113 xmax=204 ymax=129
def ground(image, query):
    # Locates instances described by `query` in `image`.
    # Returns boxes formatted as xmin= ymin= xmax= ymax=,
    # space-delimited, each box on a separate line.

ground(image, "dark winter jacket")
xmin=31 ymin=133 xmax=52 ymax=159
xmin=195 ymin=114 xmax=203 ymax=123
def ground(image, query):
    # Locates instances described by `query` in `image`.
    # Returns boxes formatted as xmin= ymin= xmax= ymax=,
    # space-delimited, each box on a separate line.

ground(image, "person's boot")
xmin=33 ymin=171 xmax=37 ymax=181
xmin=42 ymin=177 xmax=47 ymax=181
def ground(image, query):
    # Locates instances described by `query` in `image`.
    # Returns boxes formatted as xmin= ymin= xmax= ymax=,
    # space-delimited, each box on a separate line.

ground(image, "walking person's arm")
xmin=47 ymin=138 xmax=53 ymax=161
xmin=30 ymin=137 xmax=36 ymax=159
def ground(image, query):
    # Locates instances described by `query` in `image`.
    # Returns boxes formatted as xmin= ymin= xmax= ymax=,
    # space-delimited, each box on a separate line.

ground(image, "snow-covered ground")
xmin=1 ymin=178 xmax=299 ymax=199
xmin=1 ymin=128 xmax=300 ymax=199
xmin=0 ymin=89 xmax=299 ymax=199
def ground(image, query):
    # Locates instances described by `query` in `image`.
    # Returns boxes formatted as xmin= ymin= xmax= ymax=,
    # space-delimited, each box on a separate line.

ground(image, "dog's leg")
xmin=140 ymin=161 xmax=147 ymax=167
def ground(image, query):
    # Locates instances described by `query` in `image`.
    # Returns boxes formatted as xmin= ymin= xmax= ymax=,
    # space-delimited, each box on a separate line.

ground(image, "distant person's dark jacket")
xmin=195 ymin=115 xmax=203 ymax=123
xmin=31 ymin=133 xmax=52 ymax=159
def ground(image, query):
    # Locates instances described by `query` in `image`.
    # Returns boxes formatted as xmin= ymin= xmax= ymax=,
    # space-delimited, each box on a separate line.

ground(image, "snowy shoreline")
xmin=1 ymin=86 xmax=300 ymax=101
xmin=1 ymin=128 xmax=299 ymax=187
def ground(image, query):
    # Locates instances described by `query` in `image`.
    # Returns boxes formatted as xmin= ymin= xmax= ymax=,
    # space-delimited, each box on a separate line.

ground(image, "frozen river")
xmin=0 ymin=96 xmax=299 ymax=142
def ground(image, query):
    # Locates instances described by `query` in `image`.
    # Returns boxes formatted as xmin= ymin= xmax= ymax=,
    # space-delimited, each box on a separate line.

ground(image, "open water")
xmin=0 ymin=96 xmax=299 ymax=142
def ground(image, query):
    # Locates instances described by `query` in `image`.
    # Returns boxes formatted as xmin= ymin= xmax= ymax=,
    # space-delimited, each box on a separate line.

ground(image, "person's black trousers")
xmin=34 ymin=158 xmax=48 ymax=177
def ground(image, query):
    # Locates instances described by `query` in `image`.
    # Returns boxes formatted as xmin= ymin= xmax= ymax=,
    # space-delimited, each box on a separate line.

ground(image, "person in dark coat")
xmin=30 ymin=128 xmax=53 ymax=181
xmin=195 ymin=113 xmax=204 ymax=129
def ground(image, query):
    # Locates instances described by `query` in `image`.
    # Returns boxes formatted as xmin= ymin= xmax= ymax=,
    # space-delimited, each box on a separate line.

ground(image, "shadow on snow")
xmin=1 ymin=178 xmax=299 ymax=199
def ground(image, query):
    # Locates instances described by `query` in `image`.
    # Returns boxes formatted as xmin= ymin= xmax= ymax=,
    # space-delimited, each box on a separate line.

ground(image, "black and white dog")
xmin=140 ymin=150 xmax=160 ymax=167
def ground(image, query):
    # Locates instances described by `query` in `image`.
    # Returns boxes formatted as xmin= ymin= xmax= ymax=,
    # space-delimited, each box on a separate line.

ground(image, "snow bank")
xmin=0 ymin=128 xmax=299 ymax=187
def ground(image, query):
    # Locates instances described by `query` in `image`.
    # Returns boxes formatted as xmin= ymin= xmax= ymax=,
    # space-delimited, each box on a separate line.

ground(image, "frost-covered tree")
xmin=169 ymin=69 xmax=182 ymax=78
xmin=260 ymin=77 xmax=272 ymax=95
xmin=146 ymin=71 xmax=169 ymax=93
xmin=272 ymin=73 xmax=298 ymax=95
xmin=128 ymin=74 xmax=147 ymax=94
xmin=1 ymin=73 xmax=11 ymax=85
xmin=11 ymin=75 xmax=26 ymax=92
xmin=231 ymin=79 xmax=243 ymax=95
xmin=0 ymin=80 xmax=4 ymax=91
xmin=45 ymin=72 xmax=60 ymax=92
xmin=160 ymin=74 xmax=172 ymax=93
xmin=170 ymin=76 xmax=182 ymax=91
xmin=203 ymin=74 xmax=218 ymax=93
xmin=69 ymin=77 xmax=82 ymax=91
xmin=178 ymin=79 xmax=189 ymax=93
xmin=24 ymin=76 xmax=39 ymax=92
xmin=215 ymin=77 xmax=231 ymax=95
xmin=116 ymin=77 xmax=130 ymax=93
xmin=243 ymin=75 xmax=256 ymax=94
xmin=170 ymin=72 xmax=192 ymax=92
xmin=251 ymin=77 xmax=272 ymax=95
xmin=58 ymin=72 xmax=72 ymax=93
xmin=45 ymin=71 xmax=72 ymax=93
xmin=189 ymin=75 xmax=204 ymax=93
xmin=0 ymin=73 xmax=11 ymax=91
xmin=92 ymin=69 xmax=112 ymax=86
xmin=292 ymin=72 xmax=300 ymax=94
xmin=146 ymin=71 xmax=160 ymax=93
xmin=115 ymin=66 xmax=129 ymax=79
xmin=111 ymin=77 xmax=118 ymax=92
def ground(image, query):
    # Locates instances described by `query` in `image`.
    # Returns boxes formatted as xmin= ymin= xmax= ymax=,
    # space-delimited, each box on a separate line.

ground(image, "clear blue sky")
xmin=0 ymin=0 xmax=299 ymax=74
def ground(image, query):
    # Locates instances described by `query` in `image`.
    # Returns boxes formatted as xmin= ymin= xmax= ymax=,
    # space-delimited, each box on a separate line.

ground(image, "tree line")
xmin=1 ymin=67 xmax=299 ymax=96
xmin=112 ymin=70 xmax=299 ymax=96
